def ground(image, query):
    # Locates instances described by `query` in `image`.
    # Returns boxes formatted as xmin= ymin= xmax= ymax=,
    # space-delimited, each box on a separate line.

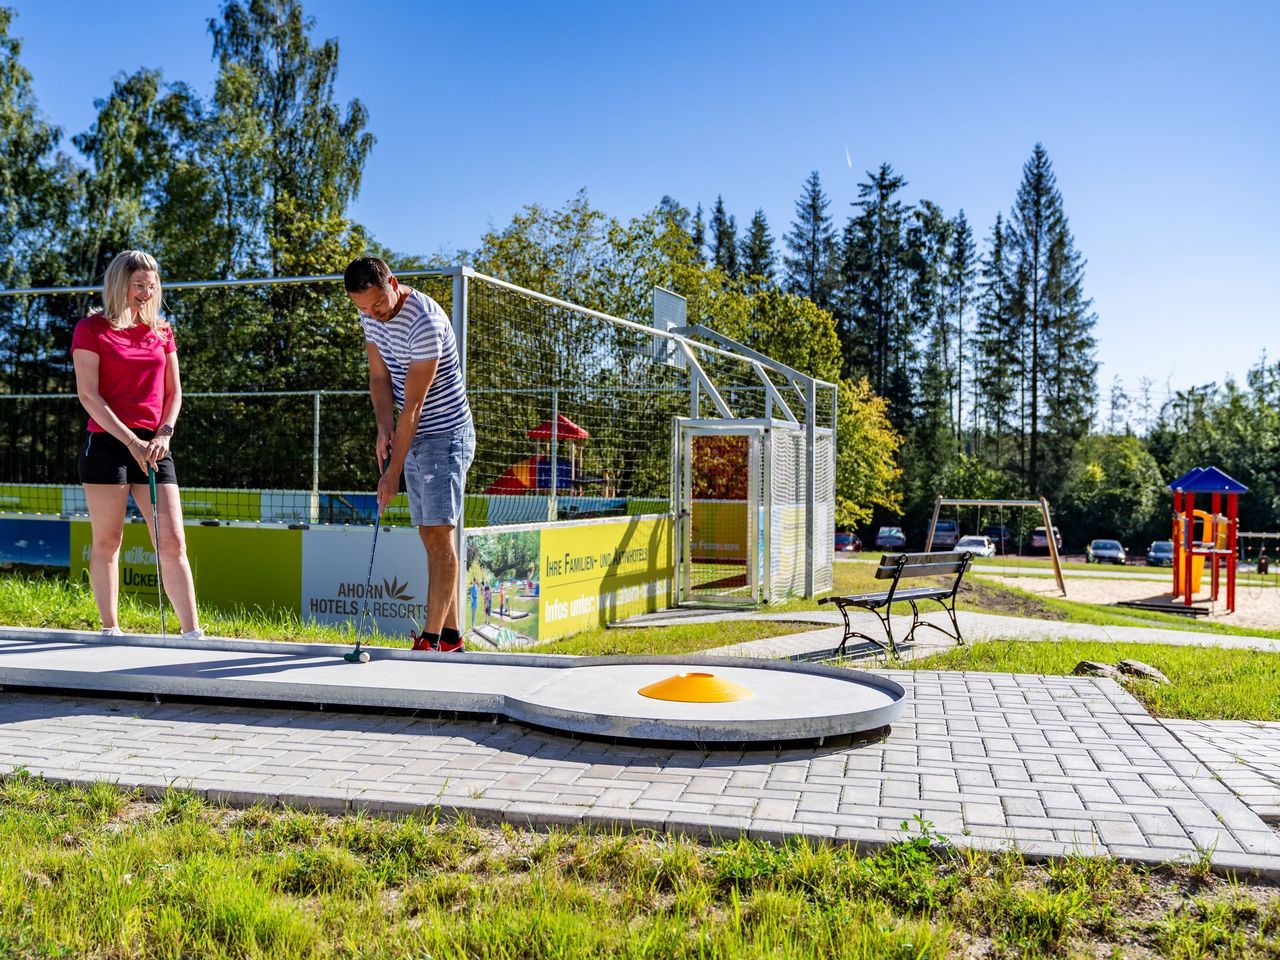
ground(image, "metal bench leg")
xmin=833 ymin=601 xmax=893 ymax=659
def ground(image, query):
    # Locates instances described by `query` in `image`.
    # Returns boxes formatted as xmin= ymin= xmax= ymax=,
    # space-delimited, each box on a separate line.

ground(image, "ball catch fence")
xmin=0 ymin=267 xmax=836 ymax=599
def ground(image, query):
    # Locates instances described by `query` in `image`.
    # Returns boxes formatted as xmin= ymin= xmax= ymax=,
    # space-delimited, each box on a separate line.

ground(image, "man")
xmin=345 ymin=257 xmax=475 ymax=652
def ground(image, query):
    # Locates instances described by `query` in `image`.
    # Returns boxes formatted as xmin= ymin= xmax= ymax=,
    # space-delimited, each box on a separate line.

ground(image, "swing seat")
xmin=819 ymin=552 xmax=973 ymax=659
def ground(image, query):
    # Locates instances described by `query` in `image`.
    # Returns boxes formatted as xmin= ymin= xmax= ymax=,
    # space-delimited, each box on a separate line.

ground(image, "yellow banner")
xmin=539 ymin=516 xmax=674 ymax=639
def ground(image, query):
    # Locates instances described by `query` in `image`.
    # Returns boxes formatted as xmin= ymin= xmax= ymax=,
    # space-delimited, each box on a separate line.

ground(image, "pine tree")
xmin=947 ymin=211 xmax=976 ymax=443
xmin=973 ymin=213 xmax=1019 ymax=468
xmin=784 ymin=170 xmax=836 ymax=310
xmin=836 ymin=164 xmax=912 ymax=420
xmin=690 ymin=202 xmax=706 ymax=264
xmin=1006 ymin=143 xmax=1097 ymax=494
xmin=739 ymin=208 xmax=776 ymax=289
xmin=906 ymin=200 xmax=954 ymax=452
xmin=1007 ymin=143 xmax=1060 ymax=493
xmin=709 ymin=196 xmax=739 ymax=277
xmin=1040 ymin=217 xmax=1098 ymax=476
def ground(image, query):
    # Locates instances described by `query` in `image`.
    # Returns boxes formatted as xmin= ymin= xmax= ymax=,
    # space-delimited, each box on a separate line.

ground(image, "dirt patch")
xmin=957 ymin=576 xmax=1071 ymax=620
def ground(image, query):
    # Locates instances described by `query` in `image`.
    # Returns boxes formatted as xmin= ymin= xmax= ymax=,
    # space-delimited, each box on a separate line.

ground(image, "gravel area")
xmin=999 ymin=574 xmax=1280 ymax=631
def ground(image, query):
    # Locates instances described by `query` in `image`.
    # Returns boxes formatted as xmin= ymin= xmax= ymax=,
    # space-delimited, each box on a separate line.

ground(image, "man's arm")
xmin=377 ymin=356 xmax=439 ymax=513
xmin=366 ymin=343 xmax=397 ymax=468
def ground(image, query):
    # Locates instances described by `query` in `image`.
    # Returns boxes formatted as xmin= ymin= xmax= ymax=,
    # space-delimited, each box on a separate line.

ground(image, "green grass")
xmin=904 ymin=639 xmax=1280 ymax=721
xmin=536 ymin=619 xmax=820 ymax=655
xmin=1 ymin=774 xmax=1277 ymax=959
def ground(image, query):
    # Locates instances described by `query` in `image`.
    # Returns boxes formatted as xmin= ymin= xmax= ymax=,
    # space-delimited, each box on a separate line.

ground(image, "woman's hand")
xmin=128 ymin=436 xmax=152 ymax=472
xmin=142 ymin=433 xmax=170 ymax=467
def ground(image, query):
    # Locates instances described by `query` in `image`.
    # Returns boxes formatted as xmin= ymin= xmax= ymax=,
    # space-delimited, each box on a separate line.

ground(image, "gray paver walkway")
xmin=3 ymin=671 xmax=1278 ymax=876
xmin=1163 ymin=720 xmax=1280 ymax=822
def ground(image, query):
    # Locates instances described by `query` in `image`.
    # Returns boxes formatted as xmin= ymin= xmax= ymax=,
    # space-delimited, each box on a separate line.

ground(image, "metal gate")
xmin=676 ymin=422 xmax=763 ymax=604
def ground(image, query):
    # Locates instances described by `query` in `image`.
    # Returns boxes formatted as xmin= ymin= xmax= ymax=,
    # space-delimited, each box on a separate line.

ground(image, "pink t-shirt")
xmin=70 ymin=314 xmax=176 ymax=432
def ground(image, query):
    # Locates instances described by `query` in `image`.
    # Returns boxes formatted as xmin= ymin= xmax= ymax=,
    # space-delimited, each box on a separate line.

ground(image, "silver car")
xmin=1087 ymin=539 xmax=1127 ymax=564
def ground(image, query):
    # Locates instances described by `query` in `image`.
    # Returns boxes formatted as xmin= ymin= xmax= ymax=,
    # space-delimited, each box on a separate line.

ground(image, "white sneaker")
xmin=180 ymin=629 xmax=205 ymax=641
xmin=100 ymin=626 xmax=123 ymax=637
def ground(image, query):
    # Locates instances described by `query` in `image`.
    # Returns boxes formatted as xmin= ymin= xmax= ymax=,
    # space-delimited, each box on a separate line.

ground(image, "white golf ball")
xmin=358 ymin=651 xmax=370 ymax=663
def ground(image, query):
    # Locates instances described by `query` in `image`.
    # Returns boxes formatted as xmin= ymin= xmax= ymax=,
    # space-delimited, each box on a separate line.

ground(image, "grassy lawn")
xmin=903 ymin=639 xmax=1280 ymax=721
xmin=0 ymin=574 xmax=817 ymax=658
xmin=1 ymin=774 xmax=1276 ymax=960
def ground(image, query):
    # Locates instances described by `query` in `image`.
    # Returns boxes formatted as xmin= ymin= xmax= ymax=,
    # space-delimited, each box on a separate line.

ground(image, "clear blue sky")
xmin=9 ymin=1 xmax=1278 ymax=409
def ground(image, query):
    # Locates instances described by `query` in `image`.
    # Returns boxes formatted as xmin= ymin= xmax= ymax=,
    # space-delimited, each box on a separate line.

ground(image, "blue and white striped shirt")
xmin=360 ymin=290 xmax=471 ymax=437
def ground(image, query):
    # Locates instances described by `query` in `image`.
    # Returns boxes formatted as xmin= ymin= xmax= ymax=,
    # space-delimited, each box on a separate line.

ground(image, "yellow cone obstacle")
xmin=637 ymin=672 xmax=754 ymax=703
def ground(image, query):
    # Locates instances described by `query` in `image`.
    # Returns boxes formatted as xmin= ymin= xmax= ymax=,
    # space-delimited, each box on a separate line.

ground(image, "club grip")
xmin=148 ymin=465 xmax=158 ymax=505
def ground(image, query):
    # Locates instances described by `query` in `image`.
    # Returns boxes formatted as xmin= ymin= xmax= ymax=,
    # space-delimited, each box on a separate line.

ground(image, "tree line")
xmin=1 ymin=1 xmax=1276 ymax=548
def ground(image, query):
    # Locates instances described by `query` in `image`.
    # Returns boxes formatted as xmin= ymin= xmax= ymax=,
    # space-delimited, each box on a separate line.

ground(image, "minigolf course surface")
xmin=0 ymin=627 xmax=905 ymax=744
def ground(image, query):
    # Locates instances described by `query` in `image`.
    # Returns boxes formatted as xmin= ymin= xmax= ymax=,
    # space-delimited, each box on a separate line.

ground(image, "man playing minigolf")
xmin=345 ymin=257 xmax=475 ymax=652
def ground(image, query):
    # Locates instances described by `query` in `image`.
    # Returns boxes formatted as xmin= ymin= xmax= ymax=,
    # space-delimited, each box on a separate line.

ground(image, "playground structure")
xmin=1168 ymin=466 xmax=1247 ymax=612
xmin=924 ymin=496 xmax=1067 ymax=596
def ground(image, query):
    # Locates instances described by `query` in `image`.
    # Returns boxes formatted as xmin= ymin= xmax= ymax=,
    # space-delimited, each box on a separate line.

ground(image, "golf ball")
xmin=358 ymin=651 xmax=370 ymax=663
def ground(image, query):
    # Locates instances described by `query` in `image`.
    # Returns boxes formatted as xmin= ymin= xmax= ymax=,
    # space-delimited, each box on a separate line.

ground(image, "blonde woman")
xmin=71 ymin=250 xmax=202 ymax=639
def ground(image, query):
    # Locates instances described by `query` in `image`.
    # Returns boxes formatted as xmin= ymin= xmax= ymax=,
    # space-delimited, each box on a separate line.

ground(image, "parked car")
xmin=834 ymin=530 xmax=862 ymax=552
xmin=931 ymin=518 xmax=960 ymax=549
xmin=1030 ymin=526 xmax=1063 ymax=552
xmin=1146 ymin=540 xmax=1175 ymax=567
xmin=875 ymin=526 xmax=907 ymax=550
xmin=1086 ymin=538 xmax=1127 ymax=564
xmin=954 ymin=534 xmax=997 ymax=558
xmin=981 ymin=524 xmax=1012 ymax=555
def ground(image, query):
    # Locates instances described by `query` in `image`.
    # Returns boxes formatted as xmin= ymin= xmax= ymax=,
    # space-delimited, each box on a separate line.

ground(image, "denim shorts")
xmin=404 ymin=423 xmax=475 ymax=527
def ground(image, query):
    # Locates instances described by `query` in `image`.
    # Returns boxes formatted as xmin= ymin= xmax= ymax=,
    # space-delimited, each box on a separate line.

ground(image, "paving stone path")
xmin=1162 ymin=720 xmax=1280 ymax=823
xmin=3 ymin=669 xmax=1278 ymax=877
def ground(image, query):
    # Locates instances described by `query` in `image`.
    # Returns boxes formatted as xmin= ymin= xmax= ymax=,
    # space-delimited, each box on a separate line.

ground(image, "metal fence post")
xmin=549 ymin=388 xmax=559 ymax=521
xmin=311 ymin=391 xmax=322 ymax=524
xmin=452 ymin=267 xmax=470 ymax=625
xmin=805 ymin=378 xmax=817 ymax=598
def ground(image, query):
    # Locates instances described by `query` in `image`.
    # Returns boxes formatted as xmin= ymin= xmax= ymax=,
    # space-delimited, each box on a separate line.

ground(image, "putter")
xmin=346 ymin=458 xmax=388 ymax=663
xmin=147 ymin=465 xmax=166 ymax=640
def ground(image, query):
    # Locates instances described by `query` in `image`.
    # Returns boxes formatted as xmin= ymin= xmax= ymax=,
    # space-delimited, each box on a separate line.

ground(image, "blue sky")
xmin=9 ymin=1 xmax=1278 ymax=409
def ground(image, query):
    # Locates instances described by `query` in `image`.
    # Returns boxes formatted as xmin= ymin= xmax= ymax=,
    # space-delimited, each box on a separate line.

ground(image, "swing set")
xmin=924 ymin=495 xmax=1067 ymax=596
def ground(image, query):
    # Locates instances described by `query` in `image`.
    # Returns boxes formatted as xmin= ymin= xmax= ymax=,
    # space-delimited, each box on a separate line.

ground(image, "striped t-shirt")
xmin=360 ymin=289 xmax=471 ymax=437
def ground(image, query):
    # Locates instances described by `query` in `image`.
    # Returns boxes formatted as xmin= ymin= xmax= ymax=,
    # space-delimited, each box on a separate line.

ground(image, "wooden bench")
xmin=818 ymin=551 xmax=973 ymax=658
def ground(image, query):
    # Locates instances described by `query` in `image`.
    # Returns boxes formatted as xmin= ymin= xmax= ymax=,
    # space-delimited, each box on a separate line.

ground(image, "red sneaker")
xmin=408 ymin=630 xmax=438 ymax=652
xmin=437 ymin=637 xmax=465 ymax=653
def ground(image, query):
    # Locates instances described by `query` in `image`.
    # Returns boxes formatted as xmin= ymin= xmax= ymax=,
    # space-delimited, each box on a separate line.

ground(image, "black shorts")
xmin=78 ymin=429 xmax=178 ymax=485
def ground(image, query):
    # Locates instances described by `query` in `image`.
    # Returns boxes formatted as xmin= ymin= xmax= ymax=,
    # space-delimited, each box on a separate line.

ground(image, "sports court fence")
xmin=0 ymin=267 xmax=836 ymax=599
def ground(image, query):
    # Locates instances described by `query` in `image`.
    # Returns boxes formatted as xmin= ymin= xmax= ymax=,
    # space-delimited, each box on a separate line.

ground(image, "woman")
xmin=71 ymin=250 xmax=202 ymax=639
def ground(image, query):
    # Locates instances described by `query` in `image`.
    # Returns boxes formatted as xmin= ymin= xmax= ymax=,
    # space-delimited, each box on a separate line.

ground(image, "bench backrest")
xmin=875 ymin=551 xmax=970 ymax=580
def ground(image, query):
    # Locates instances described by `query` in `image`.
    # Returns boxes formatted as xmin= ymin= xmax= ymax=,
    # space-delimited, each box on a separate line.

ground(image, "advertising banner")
xmin=539 ymin=516 xmax=674 ymax=641
xmin=0 ymin=517 xmax=69 ymax=572
xmin=71 ymin=519 xmax=164 ymax=602
xmin=465 ymin=528 xmax=541 ymax=647
xmin=70 ymin=520 xmax=301 ymax=611
xmin=185 ymin=524 xmax=301 ymax=612
xmin=301 ymin=525 xmax=428 ymax=637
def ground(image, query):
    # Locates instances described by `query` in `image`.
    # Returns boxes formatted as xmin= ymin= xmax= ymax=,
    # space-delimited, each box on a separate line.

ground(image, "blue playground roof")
xmin=1168 ymin=466 xmax=1249 ymax=494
